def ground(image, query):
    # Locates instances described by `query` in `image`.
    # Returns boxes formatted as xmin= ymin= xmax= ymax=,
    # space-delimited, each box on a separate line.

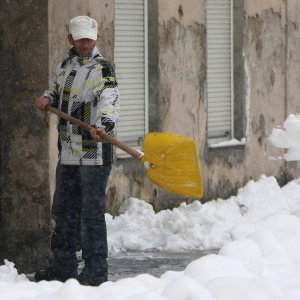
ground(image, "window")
xmin=206 ymin=0 xmax=233 ymax=143
xmin=114 ymin=0 xmax=148 ymax=157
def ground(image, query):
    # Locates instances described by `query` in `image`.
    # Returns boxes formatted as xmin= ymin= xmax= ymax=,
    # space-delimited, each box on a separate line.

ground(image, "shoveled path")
xmin=94 ymin=250 xmax=216 ymax=281
xmin=27 ymin=250 xmax=217 ymax=282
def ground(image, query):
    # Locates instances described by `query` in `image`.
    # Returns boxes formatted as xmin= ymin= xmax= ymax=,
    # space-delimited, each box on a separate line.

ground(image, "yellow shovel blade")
xmin=141 ymin=132 xmax=203 ymax=198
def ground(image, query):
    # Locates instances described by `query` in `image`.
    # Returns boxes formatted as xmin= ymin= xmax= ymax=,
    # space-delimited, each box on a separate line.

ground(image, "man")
xmin=36 ymin=16 xmax=119 ymax=286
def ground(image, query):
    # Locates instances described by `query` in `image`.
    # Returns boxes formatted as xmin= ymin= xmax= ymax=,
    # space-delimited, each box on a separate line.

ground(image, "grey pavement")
xmin=100 ymin=250 xmax=217 ymax=281
xmin=27 ymin=250 xmax=217 ymax=282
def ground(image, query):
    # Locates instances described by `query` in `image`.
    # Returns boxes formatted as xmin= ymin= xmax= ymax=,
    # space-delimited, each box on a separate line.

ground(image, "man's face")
xmin=68 ymin=34 xmax=97 ymax=58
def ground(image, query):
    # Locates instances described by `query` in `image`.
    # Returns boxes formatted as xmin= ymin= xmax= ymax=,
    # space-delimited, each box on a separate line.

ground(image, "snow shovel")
xmin=46 ymin=104 xmax=203 ymax=198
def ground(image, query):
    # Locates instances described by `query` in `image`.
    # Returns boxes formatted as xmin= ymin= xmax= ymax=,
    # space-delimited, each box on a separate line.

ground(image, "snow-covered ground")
xmin=1 ymin=114 xmax=300 ymax=299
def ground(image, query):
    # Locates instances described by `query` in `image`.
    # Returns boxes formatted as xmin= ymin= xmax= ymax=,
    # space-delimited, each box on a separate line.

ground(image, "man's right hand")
xmin=36 ymin=97 xmax=51 ymax=111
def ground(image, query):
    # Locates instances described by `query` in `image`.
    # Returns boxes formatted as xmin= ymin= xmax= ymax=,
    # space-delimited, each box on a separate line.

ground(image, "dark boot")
xmin=78 ymin=267 xmax=107 ymax=286
xmin=35 ymin=265 xmax=77 ymax=282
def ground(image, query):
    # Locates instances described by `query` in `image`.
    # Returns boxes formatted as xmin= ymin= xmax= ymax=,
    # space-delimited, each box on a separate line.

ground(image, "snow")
xmin=209 ymin=137 xmax=246 ymax=148
xmin=269 ymin=113 xmax=300 ymax=160
xmin=1 ymin=114 xmax=300 ymax=299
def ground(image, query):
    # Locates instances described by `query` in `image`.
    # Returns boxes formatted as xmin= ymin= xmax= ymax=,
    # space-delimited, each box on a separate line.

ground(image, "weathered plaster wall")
xmin=158 ymin=0 xmax=206 ymax=140
xmin=286 ymin=0 xmax=300 ymax=176
xmin=107 ymin=0 xmax=208 ymax=212
xmin=156 ymin=0 xmax=299 ymax=201
xmin=203 ymin=1 xmax=293 ymax=199
xmin=243 ymin=4 xmax=286 ymax=177
xmin=0 ymin=0 xmax=51 ymax=272
xmin=244 ymin=0 xmax=284 ymax=19
xmin=287 ymin=0 xmax=300 ymax=114
xmin=158 ymin=0 xmax=206 ymax=160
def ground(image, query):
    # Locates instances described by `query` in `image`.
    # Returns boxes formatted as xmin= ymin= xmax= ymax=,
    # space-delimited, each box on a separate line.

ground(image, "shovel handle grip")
xmin=45 ymin=104 xmax=142 ymax=160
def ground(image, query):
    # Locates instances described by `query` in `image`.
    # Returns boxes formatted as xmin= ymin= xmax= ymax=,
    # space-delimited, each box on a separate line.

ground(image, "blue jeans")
xmin=51 ymin=163 xmax=112 ymax=277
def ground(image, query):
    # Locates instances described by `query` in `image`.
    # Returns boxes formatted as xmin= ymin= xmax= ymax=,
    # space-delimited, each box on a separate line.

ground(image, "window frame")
xmin=206 ymin=0 xmax=234 ymax=144
xmin=114 ymin=0 xmax=149 ymax=158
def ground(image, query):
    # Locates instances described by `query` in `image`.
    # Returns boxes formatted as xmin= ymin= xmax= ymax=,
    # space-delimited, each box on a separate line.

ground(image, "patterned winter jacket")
xmin=43 ymin=47 xmax=119 ymax=165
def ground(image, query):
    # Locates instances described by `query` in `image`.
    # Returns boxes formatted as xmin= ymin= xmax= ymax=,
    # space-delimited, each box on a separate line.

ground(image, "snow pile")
xmin=107 ymin=196 xmax=241 ymax=251
xmin=107 ymin=176 xmax=299 ymax=252
xmin=269 ymin=113 xmax=300 ymax=160
xmin=0 ymin=260 xmax=27 ymax=283
xmin=1 ymin=176 xmax=300 ymax=299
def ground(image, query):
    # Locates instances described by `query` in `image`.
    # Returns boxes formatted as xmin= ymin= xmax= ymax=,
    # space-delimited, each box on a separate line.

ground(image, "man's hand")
xmin=36 ymin=97 xmax=51 ymax=111
xmin=90 ymin=127 xmax=106 ymax=142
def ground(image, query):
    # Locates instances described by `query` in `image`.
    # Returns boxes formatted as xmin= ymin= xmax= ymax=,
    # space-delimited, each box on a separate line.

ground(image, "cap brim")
xmin=71 ymin=30 xmax=97 ymax=41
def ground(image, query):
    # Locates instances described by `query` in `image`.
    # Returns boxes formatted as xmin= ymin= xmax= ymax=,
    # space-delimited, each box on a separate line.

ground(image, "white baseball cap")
xmin=69 ymin=16 xmax=98 ymax=40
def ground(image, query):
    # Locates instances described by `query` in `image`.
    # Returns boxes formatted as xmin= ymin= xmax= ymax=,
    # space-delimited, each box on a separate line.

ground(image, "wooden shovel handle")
xmin=46 ymin=104 xmax=142 ymax=160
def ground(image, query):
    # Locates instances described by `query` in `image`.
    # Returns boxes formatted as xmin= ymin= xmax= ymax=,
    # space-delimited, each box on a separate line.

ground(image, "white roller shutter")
xmin=114 ymin=0 xmax=148 ymax=155
xmin=206 ymin=0 xmax=233 ymax=142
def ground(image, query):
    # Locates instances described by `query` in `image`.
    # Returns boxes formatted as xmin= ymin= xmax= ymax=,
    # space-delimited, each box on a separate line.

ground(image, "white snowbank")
xmin=1 ymin=176 xmax=300 ymax=299
xmin=107 ymin=175 xmax=299 ymax=253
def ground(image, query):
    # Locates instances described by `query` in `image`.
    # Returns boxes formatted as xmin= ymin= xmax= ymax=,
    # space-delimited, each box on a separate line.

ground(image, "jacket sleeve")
xmin=93 ymin=61 xmax=120 ymax=134
xmin=42 ymin=62 xmax=62 ymax=108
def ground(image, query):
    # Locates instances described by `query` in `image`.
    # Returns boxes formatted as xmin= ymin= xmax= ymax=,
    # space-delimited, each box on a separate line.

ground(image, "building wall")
xmin=203 ymin=0 xmax=287 ymax=199
xmin=32 ymin=0 xmax=299 ymax=214
xmin=108 ymin=0 xmax=300 ymax=207
xmin=286 ymin=0 xmax=300 ymax=177
xmin=0 ymin=0 xmax=50 ymax=273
